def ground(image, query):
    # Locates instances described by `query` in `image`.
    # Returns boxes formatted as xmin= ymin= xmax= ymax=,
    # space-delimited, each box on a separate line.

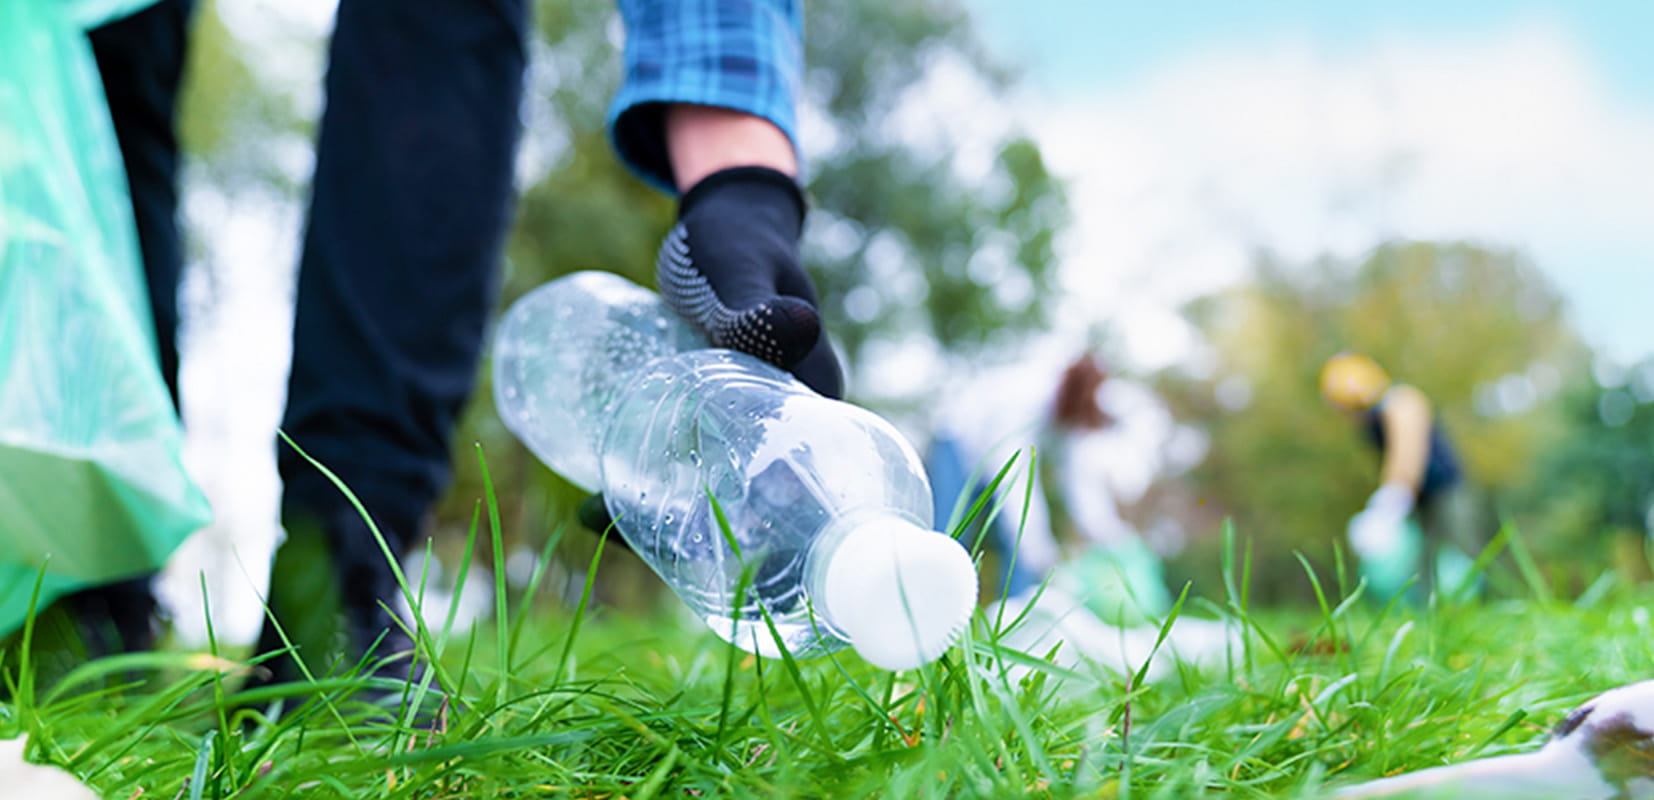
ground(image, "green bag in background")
xmin=66 ymin=0 xmax=170 ymax=30
xmin=0 ymin=0 xmax=211 ymax=636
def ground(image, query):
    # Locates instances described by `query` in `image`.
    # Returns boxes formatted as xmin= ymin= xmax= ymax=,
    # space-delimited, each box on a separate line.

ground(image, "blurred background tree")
xmin=1504 ymin=358 xmax=1654 ymax=594
xmin=1152 ymin=241 xmax=1590 ymax=603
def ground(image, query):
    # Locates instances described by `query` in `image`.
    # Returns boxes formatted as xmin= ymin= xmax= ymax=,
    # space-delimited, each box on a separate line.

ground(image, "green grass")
xmin=3 ymin=456 xmax=1651 ymax=798
xmin=8 ymin=556 xmax=1650 ymax=798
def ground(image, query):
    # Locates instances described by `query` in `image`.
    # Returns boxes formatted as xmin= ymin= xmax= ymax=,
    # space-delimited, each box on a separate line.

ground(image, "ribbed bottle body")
xmin=493 ymin=271 xmax=706 ymax=493
xmin=600 ymin=349 xmax=933 ymax=658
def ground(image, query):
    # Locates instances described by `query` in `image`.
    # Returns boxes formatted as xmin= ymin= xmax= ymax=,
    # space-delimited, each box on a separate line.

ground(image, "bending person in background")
xmin=1320 ymin=353 xmax=1479 ymax=601
xmin=928 ymin=351 xmax=1172 ymax=623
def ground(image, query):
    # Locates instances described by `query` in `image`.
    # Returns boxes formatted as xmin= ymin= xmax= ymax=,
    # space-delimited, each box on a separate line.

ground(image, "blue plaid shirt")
xmin=609 ymin=0 xmax=803 ymax=194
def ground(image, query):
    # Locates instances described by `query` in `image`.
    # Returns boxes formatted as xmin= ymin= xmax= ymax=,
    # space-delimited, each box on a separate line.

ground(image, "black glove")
xmin=657 ymin=166 xmax=843 ymax=399
xmin=581 ymin=168 xmax=844 ymax=542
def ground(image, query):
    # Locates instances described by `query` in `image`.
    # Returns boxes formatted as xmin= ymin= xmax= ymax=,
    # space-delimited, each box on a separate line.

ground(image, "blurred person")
xmin=1319 ymin=353 xmax=1479 ymax=601
xmin=927 ymin=351 xmax=1173 ymax=624
xmin=80 ymin=0 xmax=842 ymax=699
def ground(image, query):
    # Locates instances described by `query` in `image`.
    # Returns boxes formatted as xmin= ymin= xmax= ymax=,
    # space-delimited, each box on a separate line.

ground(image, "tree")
xmin=800 ymin=0 xmax=1067 ymax=385
xmin=1154 ymin=241 xmax=1587 ymax=602
xmin=1506 ymin=358 xmax=1654 ymax=590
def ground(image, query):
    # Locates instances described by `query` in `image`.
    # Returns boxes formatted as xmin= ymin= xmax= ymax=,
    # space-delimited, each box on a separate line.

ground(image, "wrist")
xmin=666 ymin=104 xmax=799 ymax=193
xmin=1368 ymin=483 xmax=1415 ymax=517
xmin=679 ymin=166 xmax=806 ymax=224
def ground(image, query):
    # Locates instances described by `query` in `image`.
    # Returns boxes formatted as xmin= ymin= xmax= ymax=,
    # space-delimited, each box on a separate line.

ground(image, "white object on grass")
xmin=1331 ymin=679 xmax=1654 ymax=799
xmin=986 ymin=586 xmax=1238 ymax=686
xmin=0 ymin=736 xmax=100 ymax=800
xmin=815 ymin=517 xmax=979 ymax=671
xmin=154 ymin=429 xmax=284 ymax=648
xmin=1348 ymin=483 xmax=1414 ymax=561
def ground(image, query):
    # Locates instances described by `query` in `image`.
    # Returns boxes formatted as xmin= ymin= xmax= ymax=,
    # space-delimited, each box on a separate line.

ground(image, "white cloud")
xmin=1023 ymin=21 xmax=1654 ymax=368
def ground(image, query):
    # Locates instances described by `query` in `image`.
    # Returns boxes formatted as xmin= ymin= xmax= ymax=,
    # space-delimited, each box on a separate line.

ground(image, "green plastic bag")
xmin=0 ymin=0 xmax=210 ymax=636
xmin=1049 ymin=539 xmax=1173 ymax=627
xmin=1354 ymin=516 xmax=1425 ymax=604
xmin=68 ymin=0 xmax=168 ymax=30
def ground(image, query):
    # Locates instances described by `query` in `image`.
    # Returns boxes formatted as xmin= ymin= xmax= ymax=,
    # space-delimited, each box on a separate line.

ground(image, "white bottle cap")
xmin=816 ymin=517 xmax=978 ymax=671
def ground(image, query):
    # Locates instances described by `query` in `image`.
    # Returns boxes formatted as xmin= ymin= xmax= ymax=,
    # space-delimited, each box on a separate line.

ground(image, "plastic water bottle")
xmin=493 ymin=272 xmax=977 ymax=670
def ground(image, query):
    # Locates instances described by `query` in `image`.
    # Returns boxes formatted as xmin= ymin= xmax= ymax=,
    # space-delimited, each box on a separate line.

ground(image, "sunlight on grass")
xmin=1 ymin=451 xmax=1650 ymax=798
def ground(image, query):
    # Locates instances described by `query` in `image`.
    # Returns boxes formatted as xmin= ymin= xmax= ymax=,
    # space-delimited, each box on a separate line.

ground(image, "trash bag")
xmin=1348 ymin=509 xmax=1424 ymax=603
xmin=68 ymin=0 xmax=167 ymax=30
xmin=0 ymin=0 xmax=209 ymax=636
xmin=1048 ymin=539 xmax=1173 ymax=627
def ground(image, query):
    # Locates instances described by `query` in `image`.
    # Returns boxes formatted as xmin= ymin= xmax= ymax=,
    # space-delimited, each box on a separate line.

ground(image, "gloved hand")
xmin=1347 ymin=483 xmax=1421 ymax=601
xmin=581 ymin=168 xmax=846 ymax=543
xmin=656 ymin=165 xmax=844 ymax=399
xmin=1346 ymin=483 xmax=1415 ymax=559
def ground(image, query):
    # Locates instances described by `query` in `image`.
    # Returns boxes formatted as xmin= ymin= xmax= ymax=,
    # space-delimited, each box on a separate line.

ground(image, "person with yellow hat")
xmin=1320 ymin=353 xmax=1476 ymax=601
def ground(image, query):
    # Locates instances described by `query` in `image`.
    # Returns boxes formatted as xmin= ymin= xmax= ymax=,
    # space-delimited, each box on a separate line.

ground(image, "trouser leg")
xmin=69 ymin=0 xmax=197 ymax=656
xmin=276 ymin=0 xmax=528 ymax=581
xmin=88 ymin=0 xmax=195 ymax=406
xmin=928 ymin=437 xmax=1035 ymax=599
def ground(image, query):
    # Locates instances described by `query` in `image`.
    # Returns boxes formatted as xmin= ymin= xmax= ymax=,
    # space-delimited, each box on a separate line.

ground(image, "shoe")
xmin=241 ymin=507 xmax=441 ymax=724
xmin=0 ymin=576 xmax=158 ymax=696
xmin=64 ymin=574 xmax=159 ymax=657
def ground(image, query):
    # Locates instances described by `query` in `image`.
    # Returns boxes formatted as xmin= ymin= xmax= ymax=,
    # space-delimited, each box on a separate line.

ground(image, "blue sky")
xmin=957 ymin=0 xmax=1654 ymax=368
xmin=970 ymin=1 xmax=1654 ymax=102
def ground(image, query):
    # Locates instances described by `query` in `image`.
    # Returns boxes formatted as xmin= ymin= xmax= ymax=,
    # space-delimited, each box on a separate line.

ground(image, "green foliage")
xmin=503 ymin=0 xmax=675 ymax=302
xmin=177 ymin=2 xmax=310 ymax=196
xmin=1156 ymin=242 xmax=1587 ymax=602
xmin=802 ymin=0 xmax=1067 ymax=367
xmin=9 ymin=511 xmax=1654 ymax=798
xmin=1506 ymin=358 xmax=1654 ymax=590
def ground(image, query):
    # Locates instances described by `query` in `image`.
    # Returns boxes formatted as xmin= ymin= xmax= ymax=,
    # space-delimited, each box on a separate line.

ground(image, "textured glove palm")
xmin=656 ymin=166 xmax=843 ymax=399
xmin=582 ymin=168 xmax=847 ymax=541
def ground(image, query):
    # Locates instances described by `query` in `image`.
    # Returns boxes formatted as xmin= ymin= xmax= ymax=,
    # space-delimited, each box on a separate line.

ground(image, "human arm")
xmin=1055 ymin=433 xmax=1135 ymax=549
xmin=609 ymin=0 xmax=841 ymax=397
xmin=1377 ymin=384 xmax=1433 ymax=495
xmin=1347 ymin=385 xmax=1433 ymax=565
xmin=609 ymin=0 xmax=804 ymax=193
xmin=666 ymin=104 xmax=798 ymax=191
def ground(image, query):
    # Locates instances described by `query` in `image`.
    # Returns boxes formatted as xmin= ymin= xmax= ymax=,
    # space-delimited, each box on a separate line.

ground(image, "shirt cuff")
xmin=608 ymin=0 xmax=803 ymax=194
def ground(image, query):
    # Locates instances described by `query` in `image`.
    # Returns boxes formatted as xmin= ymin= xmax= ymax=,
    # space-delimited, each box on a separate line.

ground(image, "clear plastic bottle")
xmin=494 ymin=272 xmax=977 ymax=669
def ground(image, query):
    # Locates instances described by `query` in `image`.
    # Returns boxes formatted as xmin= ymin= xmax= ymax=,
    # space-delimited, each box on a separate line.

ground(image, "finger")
xmin=657 ymin=223 xmax=822 ymax=368
xmin=717 ymin=298 xmax=821 ymax=368
xmin=790 ymin=335 xmax=844 ymax=399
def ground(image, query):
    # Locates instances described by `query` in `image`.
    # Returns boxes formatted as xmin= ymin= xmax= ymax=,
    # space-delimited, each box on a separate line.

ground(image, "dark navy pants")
xmin=927 ymin=437 xmax=1042 ymax=600
xmin=91 ymin=0 xmax=527 ymax=579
